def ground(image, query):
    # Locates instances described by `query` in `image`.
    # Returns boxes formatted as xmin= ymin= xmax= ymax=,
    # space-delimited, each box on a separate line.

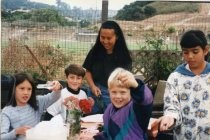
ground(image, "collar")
xmin=66 ymin=85 xmax=80 ymax=95
xmin=175 ymin=62 xmax=210 ymax=76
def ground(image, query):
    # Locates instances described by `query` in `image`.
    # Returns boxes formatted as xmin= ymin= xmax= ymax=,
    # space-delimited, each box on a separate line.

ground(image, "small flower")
xmin=173 ymin=100 xmax=179 ymax=106
xmin=204 ymin=127 xmax=210 ymax=135
xmin=189 ymin=119 xmax=196 ymax=128
xmin=192 ymin=98 xmax=200 ymax=108
xmin=180 ymin=93 xmax=189 ymax=101
xmin=165 ymin=96 xmax=171 ymax=104
xmin=195 ymin=109 xmax=208 ymax=118
xmin=183 ymin=106 xmax=190 ymax=115
xmin=183 ymin=80 xmax=192 ymax=89
xmin=184 ymin=130 xmax=192 ymax=140
xmin=183 ymin=117 xmax=189 ymax=125
xmin=193 ymin=84 xmax=201 ymax=92
xmin=202 ymin=91 xmax=209 ymax=100
xmin=197 ymin=126 xmax=203 ymax=133
xmin=174 ymin=78 xmax=178 ymax=87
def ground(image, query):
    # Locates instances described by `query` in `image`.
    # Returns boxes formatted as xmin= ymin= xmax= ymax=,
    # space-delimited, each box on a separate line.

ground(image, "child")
xmin=1 ymin=72 xmax=62 ymax=140
xmin=83 ymin=20 xmax=132 ymax=114
xmin=94 ymin=68 xmax=153 ymax=140
xmin=149 ymin=30 xmax=210 ymax=140
xmin=46 ymin=64 xmax=92 ymax=121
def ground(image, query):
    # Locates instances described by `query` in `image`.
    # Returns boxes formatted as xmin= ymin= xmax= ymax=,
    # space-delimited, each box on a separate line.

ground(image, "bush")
xmin=144 ymin=6 xmax=157 ymax=16
xmin=1 ymin=39 xmax=69 ymax=81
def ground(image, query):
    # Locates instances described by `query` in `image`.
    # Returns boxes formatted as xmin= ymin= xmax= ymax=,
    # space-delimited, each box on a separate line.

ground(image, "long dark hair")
xmin=7 ymin=72 xmax=38 ymax=110
xmin=90 ymin=20 xmax=132 ymax=70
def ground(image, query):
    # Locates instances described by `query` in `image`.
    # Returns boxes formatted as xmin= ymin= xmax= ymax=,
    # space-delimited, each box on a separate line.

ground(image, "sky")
xmin=30 ymin=0 xmax=136 ymax=10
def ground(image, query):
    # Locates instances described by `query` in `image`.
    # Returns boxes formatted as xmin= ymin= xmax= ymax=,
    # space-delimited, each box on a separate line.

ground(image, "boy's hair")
xmin=65 ymin=64 xmax=86 ymax=77
xmin=7 ymin=72 xmax=38 ymax=110
xmin=108 ymin=67 xmax=131 ymax=89
xmin=180 ymin=30 xmax=207 ymax=50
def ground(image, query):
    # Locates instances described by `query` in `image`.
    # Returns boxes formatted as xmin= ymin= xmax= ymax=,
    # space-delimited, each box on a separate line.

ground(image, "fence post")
xmin=101 ymin=0 xmax=108 ymax=23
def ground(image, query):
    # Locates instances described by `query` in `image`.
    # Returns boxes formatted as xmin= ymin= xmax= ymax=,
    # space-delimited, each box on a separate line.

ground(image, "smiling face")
xmin=100 ymin=28 xmax=117 ymax=54
xmin=15 ymin=80 xmax=32 ymax=106
xmin=66 ymin=74 xmax=83 ymax=91
xmin=109 ymin=86 xmax=131 ymax=108
xmin=182 ymin=46 xmax=208 ymax=71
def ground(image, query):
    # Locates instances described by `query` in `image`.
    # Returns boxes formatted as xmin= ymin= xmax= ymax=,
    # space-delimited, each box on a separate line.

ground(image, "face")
xmin=182 ymin=46 xmax=208 ymax=70
xmin=100 ymin=28 xmax=117 ymax=54
xmin=109 ymin=86 xmax=131 ymax=108
xmin=15 ymin=80 xmax=32 ymax=106
xmin=66 ymin=74 xmax=83 ymax=91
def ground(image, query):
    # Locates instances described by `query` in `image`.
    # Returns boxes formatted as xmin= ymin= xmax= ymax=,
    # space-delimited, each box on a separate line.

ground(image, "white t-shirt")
xmin=46 ymin=88 xmax=87 ymax=121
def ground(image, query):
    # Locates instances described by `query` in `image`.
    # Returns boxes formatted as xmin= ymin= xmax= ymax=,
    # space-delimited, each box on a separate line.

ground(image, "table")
xmin=79 ymin=122 xmax=103 ymax=140
xmin=79 ymin=116 xmax=158 ymax=139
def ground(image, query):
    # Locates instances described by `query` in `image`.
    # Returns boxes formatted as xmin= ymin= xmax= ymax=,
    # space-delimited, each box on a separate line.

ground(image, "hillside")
xmin=117 ymin=3 xmax=210 ymax=40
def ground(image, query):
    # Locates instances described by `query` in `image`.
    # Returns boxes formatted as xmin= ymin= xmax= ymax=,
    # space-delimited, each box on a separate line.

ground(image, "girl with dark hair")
xmin=1 ymin=72 xmax=62 ymax=140
xmin=83 ymin=20 xmax=132 ymax=114
xmin=149 ymin=30 xmax=210 ymax=140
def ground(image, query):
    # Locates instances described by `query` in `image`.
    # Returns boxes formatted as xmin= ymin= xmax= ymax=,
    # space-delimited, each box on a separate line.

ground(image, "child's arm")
xmin=131 ymin=79 xmax=153 ymax=104
xmin=161 ymin=75 xmax=181 ymax=128
xmin=46 ymin=97 xmax=63 ymax=117
xmin=1 ymin=112 xmax=31 ymax=139
xmin=131 ymin=79 xmax=153 ymax=132
xmin=1 ymin=113 xmax=17 ymax=139
xmin=37 ymin=81 xmax=62 ymax=113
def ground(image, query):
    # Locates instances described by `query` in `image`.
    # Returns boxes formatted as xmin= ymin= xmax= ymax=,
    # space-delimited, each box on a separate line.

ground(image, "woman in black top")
xmin=83 ymin=20 xmax=132 ymax=114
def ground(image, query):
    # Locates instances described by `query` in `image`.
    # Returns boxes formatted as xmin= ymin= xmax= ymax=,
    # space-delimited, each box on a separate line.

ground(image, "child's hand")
xmin=159 ymin=116 xmax=175 ymax=131
xmin=117 ymin=71 xmax=138 ymax=88
xmin=148 ymin=118 xmax=161 ymax=138
xmin=47 ymin=81 xmax=62 ymax=91
xmin=15 ymin=126 xmax=31 ymax=135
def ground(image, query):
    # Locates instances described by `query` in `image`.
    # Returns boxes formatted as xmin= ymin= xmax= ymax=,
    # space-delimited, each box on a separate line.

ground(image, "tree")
xmin=31 ymin=8 xmax=61 ymax=22
xmin=144 ymin=6 xmax=156 ymax=16
xmin=79 ymin=19 xmax=90 ymax=28
xmin=1 ymin=0 xmax=51 ymax=10
xmin=115 ymin=1 xmax=154 ymax=21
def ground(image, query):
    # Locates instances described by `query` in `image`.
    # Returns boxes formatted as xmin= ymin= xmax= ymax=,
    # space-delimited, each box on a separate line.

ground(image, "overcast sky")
xmin=30 ymin=0 xmax=136 ymax=10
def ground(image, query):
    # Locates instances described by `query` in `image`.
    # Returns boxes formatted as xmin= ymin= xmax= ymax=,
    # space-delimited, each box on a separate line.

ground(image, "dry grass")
xmin=1 ymin=39 xmax=69 ymax=80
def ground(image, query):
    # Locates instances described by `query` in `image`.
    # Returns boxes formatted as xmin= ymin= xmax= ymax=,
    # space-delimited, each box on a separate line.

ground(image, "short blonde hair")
xmin=108 ymin=68 xmax=132 ymax=89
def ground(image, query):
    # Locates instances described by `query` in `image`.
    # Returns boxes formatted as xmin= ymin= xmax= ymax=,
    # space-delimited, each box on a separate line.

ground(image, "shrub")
xmin=1 ymin=39 xmax=69 ymax=80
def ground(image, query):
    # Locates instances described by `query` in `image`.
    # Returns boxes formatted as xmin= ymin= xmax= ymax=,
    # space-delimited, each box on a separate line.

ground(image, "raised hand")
xmin=46 ymin=81 xmax=62 ymax=92
xmin=117 ymin=71 xmax=138 ymax=88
